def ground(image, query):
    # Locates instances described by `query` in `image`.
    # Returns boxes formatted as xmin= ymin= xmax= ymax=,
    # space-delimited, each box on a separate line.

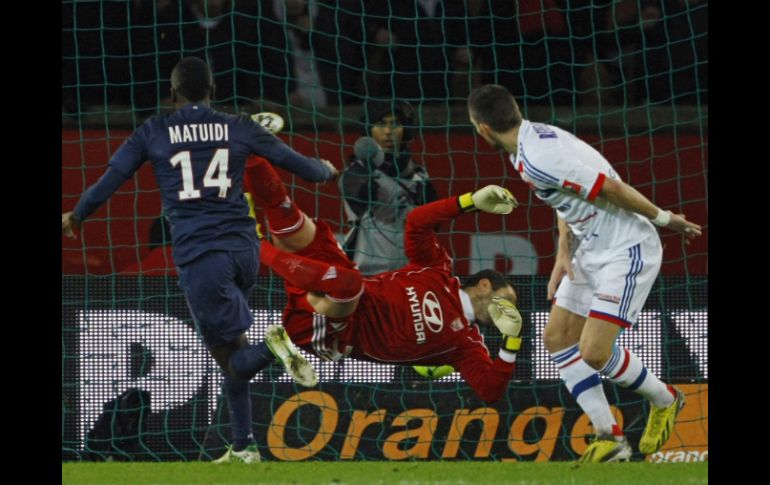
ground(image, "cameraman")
xmin=340 ymin=100 xmax=438 ymax=274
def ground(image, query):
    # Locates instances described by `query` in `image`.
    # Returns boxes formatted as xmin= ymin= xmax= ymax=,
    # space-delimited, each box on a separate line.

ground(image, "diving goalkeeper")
xmin=242 ymin=157 xmax=524 ymax=402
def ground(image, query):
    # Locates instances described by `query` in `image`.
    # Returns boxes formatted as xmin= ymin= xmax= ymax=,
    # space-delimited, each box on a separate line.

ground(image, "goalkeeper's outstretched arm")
xmin=404 ymin=185 xmax=517 ymax=269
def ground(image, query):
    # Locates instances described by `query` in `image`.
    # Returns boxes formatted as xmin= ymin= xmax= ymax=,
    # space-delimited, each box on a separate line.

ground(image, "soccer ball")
xmin=251 ymin=112 xmax=285 ymax=135
xmin=412 ymin=364 xmax=455 ymax=379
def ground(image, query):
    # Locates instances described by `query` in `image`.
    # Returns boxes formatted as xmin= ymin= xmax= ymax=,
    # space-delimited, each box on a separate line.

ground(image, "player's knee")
xmin=543 ymin=308 xmax=583 ymax=352
xmin=542 ymin=323 xmax=577 ymax=352
xmin=542 ymin=325 xmax=563 ymax=352
xmin=209 ymin=347 xmax=233 ymax=374
xmin=209 ymin=334 xmax=249 ymax=376
xmin=228 ymin=347 xmax=255 ymax=380
xmin=222 ymin=372 xmax=249 ymax=392
xmin=579 ymin=344 xmax=612 ymax=370
xmin=228 ymin=342 xmax=276 ymax=381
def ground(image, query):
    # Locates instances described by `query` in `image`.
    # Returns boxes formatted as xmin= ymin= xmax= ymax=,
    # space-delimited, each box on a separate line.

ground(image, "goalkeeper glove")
xmin=244 ymin=192 xmax=257 ymax=218
xmin=244 ymin=192 xmax=266 ymax=240
xmin=487 ymin=296 xmax=523 ymax=360
xmin=458 ymin=185 xmax=518 ymax=214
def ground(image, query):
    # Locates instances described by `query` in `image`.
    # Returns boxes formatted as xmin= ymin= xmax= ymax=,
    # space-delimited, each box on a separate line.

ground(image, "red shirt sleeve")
xmin=447 ymin=326 xmax=516 ymax=403
xmin=403 ymin=196 xmax=463 ymax=270
xmin=453 ymin=347 xmax=516 ymax=403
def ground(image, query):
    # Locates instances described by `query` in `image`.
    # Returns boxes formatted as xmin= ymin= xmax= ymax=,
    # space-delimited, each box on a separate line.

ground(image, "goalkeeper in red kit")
xmin=242 ymin=156 xmax=524 ymax=402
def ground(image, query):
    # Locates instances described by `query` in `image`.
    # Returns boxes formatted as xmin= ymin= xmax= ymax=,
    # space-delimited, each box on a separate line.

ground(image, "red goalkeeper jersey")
xmin=281 ymin=196 xmax=516 ymax=402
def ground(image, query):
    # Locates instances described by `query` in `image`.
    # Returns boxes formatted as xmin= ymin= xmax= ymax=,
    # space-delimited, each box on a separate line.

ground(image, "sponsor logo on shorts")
xmin=594 ymin=293 xmax=621 ymax=304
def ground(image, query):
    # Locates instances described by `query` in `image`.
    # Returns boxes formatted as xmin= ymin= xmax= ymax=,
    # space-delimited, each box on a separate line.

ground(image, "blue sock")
xmin=600 ymin=346 xmax=675 ymax=408
xmin=223 ymin=374 xmax=255 ymax=451
xmin=550 ymin=345 xmax=619 ymax=437
xmin=229 ymin=342 xmax=276 ymax=381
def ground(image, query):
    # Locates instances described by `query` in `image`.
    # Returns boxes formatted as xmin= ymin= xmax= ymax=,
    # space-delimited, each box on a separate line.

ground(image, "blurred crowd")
xmin=62 ymin=0 xmax=707 ymax=114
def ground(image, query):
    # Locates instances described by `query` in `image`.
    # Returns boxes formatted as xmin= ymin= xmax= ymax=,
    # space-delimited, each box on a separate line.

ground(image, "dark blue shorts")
xmin=177 ymin=244 xmax=259 ymax=349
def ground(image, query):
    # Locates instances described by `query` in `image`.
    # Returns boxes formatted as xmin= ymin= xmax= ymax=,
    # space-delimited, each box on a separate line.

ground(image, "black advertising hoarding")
xmin=62 ymin=275 xmax=706 ymax=461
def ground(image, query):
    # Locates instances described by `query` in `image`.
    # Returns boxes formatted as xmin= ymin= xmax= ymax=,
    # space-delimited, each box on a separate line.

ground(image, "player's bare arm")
xmin=547 ymin=216 xmax=574 ymax=300
xmin=599 ymin=177 xmax=702 ymax=239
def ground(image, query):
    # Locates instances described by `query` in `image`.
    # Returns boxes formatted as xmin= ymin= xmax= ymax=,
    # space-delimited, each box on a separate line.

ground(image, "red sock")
xmin=244 ymin=155 xmax=304 ymax=238
xmin=260 ymin=241 xmax=363 ymax=301
xmin=266 ymin=203 xmax=305 ymax=238
xmin=244 ymin=155 xmax=287 ymax=207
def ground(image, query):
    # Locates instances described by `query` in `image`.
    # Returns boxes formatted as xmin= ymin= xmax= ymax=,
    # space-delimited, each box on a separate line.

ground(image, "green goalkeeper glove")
xmin=243 ymin=192 xmax=266 ymax=240
xmin=458 ymin=185 xmax=518 ymax=214
xmin=487 ymin=296 xmax=523 ymax=353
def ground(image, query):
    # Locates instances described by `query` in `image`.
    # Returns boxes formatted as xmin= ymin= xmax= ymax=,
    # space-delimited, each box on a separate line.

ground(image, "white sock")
xmin=600 ymin=346 xmax=675 ymax=408
xmin=551 ymin=344 xmax=621 ymax=437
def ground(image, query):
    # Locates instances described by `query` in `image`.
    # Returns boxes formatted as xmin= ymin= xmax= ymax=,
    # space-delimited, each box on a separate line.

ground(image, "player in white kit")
xmin=467 ymin=84 xmax=702 ymax=463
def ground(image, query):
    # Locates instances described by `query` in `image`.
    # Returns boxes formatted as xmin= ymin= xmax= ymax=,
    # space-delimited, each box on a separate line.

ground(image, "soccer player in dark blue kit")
xmin=62 ymin=57 xmax=338 ymax=463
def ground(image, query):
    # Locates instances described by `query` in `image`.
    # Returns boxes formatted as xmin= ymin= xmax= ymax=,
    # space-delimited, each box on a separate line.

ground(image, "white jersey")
xmin=511 ymin=120 xmax=656 ymax=254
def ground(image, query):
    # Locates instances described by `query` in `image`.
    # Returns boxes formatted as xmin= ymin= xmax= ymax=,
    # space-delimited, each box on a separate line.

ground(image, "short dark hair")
xmin=360 ymin=99 xmax=415 ymax=142
xmin=462 ymin=269 xmax=512 ymax=291
xmin=468 ymin=84 xmax=522 ymax=133
xmin=171 ymin=57 xmax=213 ymax=102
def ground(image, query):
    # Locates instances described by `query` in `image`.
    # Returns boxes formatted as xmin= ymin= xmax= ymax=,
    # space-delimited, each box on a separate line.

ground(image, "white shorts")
xmin=553 ymin=234 xmax=662 ymax=328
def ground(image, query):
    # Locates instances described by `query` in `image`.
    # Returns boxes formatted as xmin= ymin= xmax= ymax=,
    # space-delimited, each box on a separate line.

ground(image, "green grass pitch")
xmin=63 ymin=461 xmax=707 ymax=484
